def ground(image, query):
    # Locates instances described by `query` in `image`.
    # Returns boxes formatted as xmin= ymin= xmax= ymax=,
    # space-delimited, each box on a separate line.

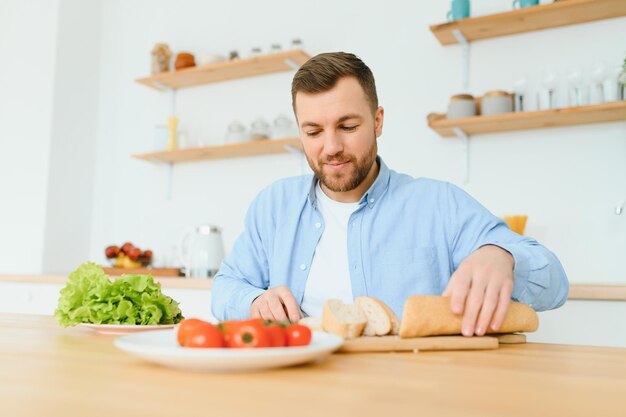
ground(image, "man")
xmin=211 ymin=52 xmax=568 ymax=337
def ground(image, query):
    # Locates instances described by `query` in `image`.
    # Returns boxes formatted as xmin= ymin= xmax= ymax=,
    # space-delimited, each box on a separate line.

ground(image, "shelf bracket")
xmin=284 ymin=58 xmax=300 ymax=70
xmin=167 ymin=163 xmax=174 ymax=200
xmin=453 ymin=29 xmax=470 ymax=91
xmin=170 ymin=89 xmax=177 ymax=116
xmin=616 ymin=199 xmax=625 ymax=215
xmin=452 ymin=127 xmax=470 ymax=184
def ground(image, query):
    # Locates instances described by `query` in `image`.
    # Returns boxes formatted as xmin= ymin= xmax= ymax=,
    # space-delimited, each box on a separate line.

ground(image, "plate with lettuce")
xmin=55 ymin=262 xmax=183 ymax=334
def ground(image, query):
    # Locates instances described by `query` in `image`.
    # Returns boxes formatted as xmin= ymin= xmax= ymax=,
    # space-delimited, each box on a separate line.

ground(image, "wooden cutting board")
xmin=338 ymin=333 xmax=526 ymax=353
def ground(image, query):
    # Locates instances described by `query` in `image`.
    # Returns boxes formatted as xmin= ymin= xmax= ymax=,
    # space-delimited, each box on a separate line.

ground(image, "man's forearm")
xmin=211 ymin=272 xmax=266 ymax=321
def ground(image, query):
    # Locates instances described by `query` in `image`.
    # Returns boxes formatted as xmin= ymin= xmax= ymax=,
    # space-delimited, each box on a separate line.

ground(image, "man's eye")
xmin=341 ymin=125 xmax=357 ymax=132
xmin=305 ymin=131 xmax=321 ymax=137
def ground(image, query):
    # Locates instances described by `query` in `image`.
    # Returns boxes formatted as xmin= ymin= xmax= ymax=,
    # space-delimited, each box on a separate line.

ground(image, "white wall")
xmin=0 ymin=0 xmax=101 ymax=274
xmin=0 ymin=0 xmax=59 ymax=273
xmin=88 ymin=0 xmax=626 ymax=285
xmin=0 ymin=1 xmax=624 ymax=289
xmin=42 ymin=0 xmax=101 ymax=274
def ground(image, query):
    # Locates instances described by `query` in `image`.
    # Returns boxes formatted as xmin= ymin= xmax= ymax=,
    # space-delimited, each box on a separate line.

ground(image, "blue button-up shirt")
xmin=211 ymin=157 xmax=569 ymax=320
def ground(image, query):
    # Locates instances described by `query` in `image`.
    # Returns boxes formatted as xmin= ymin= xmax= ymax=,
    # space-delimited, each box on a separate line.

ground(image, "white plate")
xmin=78 ymin=323 xmax=177 ymax=335
xmin=114 ymin=330 xmax=343 ymax=372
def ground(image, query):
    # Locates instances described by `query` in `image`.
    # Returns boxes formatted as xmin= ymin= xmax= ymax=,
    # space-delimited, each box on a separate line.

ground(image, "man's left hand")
xmin=442 ymin=245 xmax=515 ymax=337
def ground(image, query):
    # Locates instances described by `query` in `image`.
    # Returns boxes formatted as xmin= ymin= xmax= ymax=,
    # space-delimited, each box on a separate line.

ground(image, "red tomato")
xmin=217 ymin=320 xmax=242 ymax=345
xmin=285 ymin=324 xmax=312 ymax=347
xmin=177 ymin=318 xmax=207 ymax=345
xmin=177 ymin=318 xmax=225 ymax=348
xmin=229 ymin=319 xmax=271 ymax=348
xmin=265 ymin=324 xmax=287 ymax=347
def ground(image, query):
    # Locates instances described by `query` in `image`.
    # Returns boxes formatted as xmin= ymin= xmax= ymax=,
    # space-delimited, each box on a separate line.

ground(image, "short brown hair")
xmin=291 ymin=52 xmax=378 ymax=114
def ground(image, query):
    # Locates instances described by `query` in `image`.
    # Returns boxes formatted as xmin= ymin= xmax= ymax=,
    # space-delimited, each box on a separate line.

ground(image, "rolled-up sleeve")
xmin=446 ymin=183 xmax=569 ymax=312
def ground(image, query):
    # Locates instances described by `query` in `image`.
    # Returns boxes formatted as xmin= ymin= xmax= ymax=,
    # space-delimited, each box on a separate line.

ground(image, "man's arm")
xmin=443 ymin=183 xmax=569 ymax=334
xmin=211 ymin=195 xmax=269 ymax=321
xmin=210 ymin=189 xmax=302 ymax=322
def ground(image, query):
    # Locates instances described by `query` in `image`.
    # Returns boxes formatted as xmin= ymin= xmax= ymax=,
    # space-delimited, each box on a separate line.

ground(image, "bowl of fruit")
xmin=105 ymin=242 xmax=153 ymax=269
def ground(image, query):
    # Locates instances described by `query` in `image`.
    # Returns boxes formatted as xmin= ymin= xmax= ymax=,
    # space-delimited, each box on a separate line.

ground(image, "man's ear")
xmin=375 ymin=106 xmax=384 ymax=137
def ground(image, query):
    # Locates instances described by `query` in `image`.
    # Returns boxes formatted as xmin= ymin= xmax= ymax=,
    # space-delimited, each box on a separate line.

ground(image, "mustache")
xmin=321 ymin=153 xmax=353 ymax=164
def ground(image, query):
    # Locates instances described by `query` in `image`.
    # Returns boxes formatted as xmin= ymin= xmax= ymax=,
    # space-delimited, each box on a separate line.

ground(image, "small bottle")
xmin=167 ymin=116 xmax=178 ymax=151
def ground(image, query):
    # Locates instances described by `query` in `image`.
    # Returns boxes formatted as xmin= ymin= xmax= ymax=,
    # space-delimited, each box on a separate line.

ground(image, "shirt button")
xmin=315 ymin=222 xmax=321 ymax=229
xmin=300 ymin=264 xmax=307 ymax=271
xmin=370 ymin=198 xmax=375 ymax=203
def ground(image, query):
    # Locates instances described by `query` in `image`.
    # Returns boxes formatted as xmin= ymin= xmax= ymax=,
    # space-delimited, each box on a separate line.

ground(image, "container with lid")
xmin=447 ymin=94 xmax=476 ymax=119
xmin=481 ymin=90 xmax=513 ymax=116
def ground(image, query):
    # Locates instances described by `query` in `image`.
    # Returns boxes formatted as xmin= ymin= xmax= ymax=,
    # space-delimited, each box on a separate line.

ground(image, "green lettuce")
xmin=55 ymin=262 xmax=183 ymax=327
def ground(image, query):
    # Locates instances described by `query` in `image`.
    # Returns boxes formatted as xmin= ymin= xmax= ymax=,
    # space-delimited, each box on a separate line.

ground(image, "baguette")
xmin=399 ymin=295 xmax=538 ymax=338
xmin=322 ymin=299 xmax=367 ymax=339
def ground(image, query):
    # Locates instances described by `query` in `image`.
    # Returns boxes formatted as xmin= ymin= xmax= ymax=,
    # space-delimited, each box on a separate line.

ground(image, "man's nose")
xmin=323 ymin=130 xmax=344 ymax=156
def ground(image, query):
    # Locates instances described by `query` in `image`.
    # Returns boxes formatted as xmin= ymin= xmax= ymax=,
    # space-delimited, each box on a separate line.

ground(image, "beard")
xmin=306 ymin=136 xmax=378 ymax=193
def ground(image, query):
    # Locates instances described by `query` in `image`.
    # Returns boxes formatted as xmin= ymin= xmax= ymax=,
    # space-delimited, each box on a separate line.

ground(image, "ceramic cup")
xmin=447 ymin=0 xmax=470 ymax=21
xmin=513 ymin=0 xmax=539 ymax=9
xmin=481 ymin=91 xmax=514 ymax=115
xmin=447 ymin=94 xmax=476 ymax=119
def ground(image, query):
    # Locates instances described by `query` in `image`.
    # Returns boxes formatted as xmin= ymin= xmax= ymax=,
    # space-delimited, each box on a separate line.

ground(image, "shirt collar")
xmin=307 ymin=156 xmax=390 ymax=209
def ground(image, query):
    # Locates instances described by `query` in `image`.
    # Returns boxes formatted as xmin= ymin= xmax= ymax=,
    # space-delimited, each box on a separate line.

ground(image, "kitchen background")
xmin=1 ymin=1 xmax=624 ymax=288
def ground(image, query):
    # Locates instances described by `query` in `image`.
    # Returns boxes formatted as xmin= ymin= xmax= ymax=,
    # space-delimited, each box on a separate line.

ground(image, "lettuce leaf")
xmin=55 ymin=262 xmax=183 ymax=327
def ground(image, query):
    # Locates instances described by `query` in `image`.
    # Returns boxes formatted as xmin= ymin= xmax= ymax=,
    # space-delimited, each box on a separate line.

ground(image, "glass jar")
xmin=250 ymin=118 xmax=270 ymax=141
xmin=225 ymin=120 xmax=248 ymax=144
xmin=271 ymin=114 xmax=296 ymax=139
xmin=290 ymin=38 xmax=304 ymax=51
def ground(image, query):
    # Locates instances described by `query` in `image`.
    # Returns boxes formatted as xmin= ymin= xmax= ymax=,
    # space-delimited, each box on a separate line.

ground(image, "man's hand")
xmin=250 ymin=285 xmax=302 ymax=322
xmin=442 ymin=245 xmax=515 ymax=337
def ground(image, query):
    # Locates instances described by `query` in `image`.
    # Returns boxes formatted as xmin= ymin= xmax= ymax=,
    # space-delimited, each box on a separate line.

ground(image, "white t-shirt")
xmin=300 ymin=183 xmax=359 ymax=317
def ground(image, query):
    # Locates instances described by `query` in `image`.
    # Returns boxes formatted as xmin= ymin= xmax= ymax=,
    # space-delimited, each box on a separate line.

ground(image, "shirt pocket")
xmin=374 ymin=246 xmax=440 ymax=296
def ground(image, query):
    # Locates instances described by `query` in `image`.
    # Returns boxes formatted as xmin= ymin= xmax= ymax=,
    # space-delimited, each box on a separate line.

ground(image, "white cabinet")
xmin=529 ymin=300 xmax=626 ymax=348
xmin=0 ymin=282 xmax=64 ymax=315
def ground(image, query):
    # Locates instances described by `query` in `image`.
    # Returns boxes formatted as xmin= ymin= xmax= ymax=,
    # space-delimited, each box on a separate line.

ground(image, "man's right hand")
xmin=250 ymin=285 xmax=302 ymax=322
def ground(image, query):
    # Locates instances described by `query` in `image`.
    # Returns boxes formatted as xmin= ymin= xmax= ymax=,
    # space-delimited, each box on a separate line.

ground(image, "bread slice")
xmin=355 ymin=296 xmax=392 ymax=336
xmin=399 ymin=295 xmax=539 ymax=338
xmin=379 ymin=301 xmax=401 ymax=335
xmin=322 ymin=299 xmax=367 ymax=339
xmin=298 ymin=316 xmax=322 ymax=331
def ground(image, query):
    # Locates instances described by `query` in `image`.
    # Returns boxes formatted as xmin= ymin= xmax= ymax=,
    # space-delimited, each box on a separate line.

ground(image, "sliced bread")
xmin=379 ymin=301 xmax=401 ymax=335
xmin=298 ymin=316 xmax=322 ymax=331
xmin=355 ymin=296 xmax=392 ymax=336
xmin=322 ymin=299 xmax=367 ymax=339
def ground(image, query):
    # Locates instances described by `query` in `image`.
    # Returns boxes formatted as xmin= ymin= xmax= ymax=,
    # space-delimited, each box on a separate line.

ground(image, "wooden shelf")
xmin=430 ymin=0 xmax=626 ymax=45
xmin=569 ymin=285 xmax=626 ymax=301
xmin=427 ymin=101 xmax=626 ymax=137
xmin=132 ymin=137 xmax=303 ymax=164
xmin=136 ymin=49 xmax=311 ymax=91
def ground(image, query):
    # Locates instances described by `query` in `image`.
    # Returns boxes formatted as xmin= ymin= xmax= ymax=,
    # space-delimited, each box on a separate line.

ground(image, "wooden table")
xmin=2 ymin=314 xmax=625 ymax=417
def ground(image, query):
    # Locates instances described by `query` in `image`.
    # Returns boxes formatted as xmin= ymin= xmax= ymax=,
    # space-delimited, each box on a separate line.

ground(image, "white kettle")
xmin=178 ymin=224 xmax=225 ymax=279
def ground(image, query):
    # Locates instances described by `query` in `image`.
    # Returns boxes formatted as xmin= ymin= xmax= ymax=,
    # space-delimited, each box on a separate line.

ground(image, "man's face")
xmin=294 ymin=76 xmax=384 ymax=196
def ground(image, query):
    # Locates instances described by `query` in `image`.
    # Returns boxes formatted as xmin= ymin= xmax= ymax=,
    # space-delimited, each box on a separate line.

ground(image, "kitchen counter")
xmin=3 ymin=274 xmax=625 ymax=299
xmin=1 ymin=314 xmax=625 ymax=417
xmin=0 ymin=274 xmax=212 ymax=289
